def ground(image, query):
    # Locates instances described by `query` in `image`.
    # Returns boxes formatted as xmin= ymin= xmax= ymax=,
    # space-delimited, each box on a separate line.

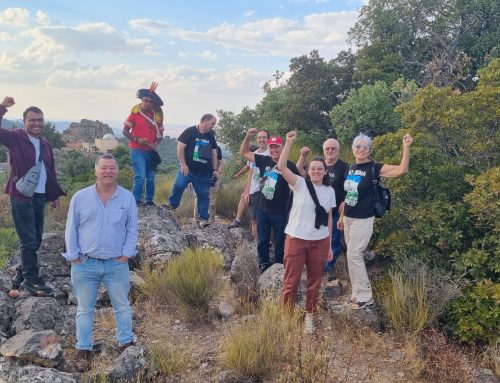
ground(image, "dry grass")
xmin=220 ymin=298 xmax=301 ymax=379
xmin=481 ymin=344 xmax=500 ymax=377
xmin=149 ymin=341 xmax=191 ymax=378
xmin=216 ymin=178 xmax=245 ymax=220
xmin=155 ymin=173 xmax=197 ymax=225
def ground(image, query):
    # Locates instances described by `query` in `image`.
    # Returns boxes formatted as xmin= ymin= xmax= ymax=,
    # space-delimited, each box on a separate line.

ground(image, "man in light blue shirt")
xmin=63 ymin=154 xmax=138 ymax=371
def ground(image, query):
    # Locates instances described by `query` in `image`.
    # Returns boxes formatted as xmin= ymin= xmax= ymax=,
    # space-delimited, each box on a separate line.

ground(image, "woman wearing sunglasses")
xmin=338 ymin=133 xmax=413 ymax=309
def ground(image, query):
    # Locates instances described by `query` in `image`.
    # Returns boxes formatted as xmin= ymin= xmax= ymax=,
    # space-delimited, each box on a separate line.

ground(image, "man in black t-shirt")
xmin=240 ymin=128 xmax=299 ymax=271
xmin=296 ymin=138 xmax=348 ymax=281
xmin=163 ymin=114 xmax=218 ymax=227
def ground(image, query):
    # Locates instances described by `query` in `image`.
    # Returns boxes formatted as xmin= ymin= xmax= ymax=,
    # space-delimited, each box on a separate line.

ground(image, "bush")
xmin=220 ymin=298 xmax=300 ymax=379
xmin=216 ymin=178 xmax=245 ymax=220
xmin=164 ymin=248 xmax=223 ymax=310
xmin=380 ymin=258 xmax=460 ymax=335
xmin=448 ymin=280 xmax=500 ymax=345
xmin=148 ymin=342 xmax=190 ymax=378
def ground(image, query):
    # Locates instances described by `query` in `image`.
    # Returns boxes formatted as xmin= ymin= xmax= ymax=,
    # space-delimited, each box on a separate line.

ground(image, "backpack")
xmin=372 ymin=163 xmax=391 ymax=218
xmin=15 ymin=147 xmax=43 ymax=198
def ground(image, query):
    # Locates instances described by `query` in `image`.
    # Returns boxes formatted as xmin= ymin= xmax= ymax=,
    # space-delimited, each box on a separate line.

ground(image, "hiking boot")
xmin=75 ymin=349 xmax=94 ymax=372
xmin=136 ymin=201 xmax=145 ymax=207
xmin=350 ymin=299 xmax=374 ymax=310
xmin=304 ymin=313 xmax=315 ymax=334
xmin=119 ymin=341 xmax=135 ymax=352
xmin=11 ymin=268 xmax=24 ymax=290
xmin=20 ymin=279 xmax=53 ymax=296
xmin=326 ymin=269 xmax=335 ymax=282
xmin=200 ymin=220 xmax=210 ymax=228
xmin=228 ymin=219 xmax=242 ymax=228
xmin=145 ymin=201 xmax=156 ymax=206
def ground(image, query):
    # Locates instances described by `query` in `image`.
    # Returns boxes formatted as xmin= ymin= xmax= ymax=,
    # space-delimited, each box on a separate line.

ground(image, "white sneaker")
xmin=304 ymin=313 xmax=315 ymax=334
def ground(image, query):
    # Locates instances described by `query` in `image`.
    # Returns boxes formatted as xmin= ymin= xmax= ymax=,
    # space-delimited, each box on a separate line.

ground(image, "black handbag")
xmin=149 ymin=150 xmax=162 ymax=171
xmin=372 ymin=164 xmax=391 ymax=218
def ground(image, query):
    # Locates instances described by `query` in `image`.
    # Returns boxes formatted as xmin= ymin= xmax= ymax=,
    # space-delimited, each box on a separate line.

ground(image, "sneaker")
xmin=200 ymin=220 xmax=210 ymax=228
xmin=326 ymin=269 xmax=335 ymax=282
xmin=119 ymin=341 xmax=135 ymax=352
xmin=145 ymin=201 xmax=156 ymax=206
xmin=136 ymin=201 xmax=145 ymax=207
xmin=228 ymin=219 xmax=242 ymax=228
xmin=304 ymin=313 xmax=315 ymax=334
xmin=20 ymin=279 xmax=53 ymax=296
xmin=11 ymin=268 xmax=24 ymax=290
xmin=75 ymin=349 xmax=94 ymax=372
xmin=350 ymin=299 xmax=374 ymax=310
xmin=162 ymin=202 xmax=175 ymax=210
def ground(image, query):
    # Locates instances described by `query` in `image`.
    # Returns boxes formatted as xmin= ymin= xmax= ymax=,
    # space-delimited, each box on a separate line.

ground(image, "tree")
xmin=216 ymin=107 xmax=258 ymax=155
xmin=42 ymin=122 xmax=64 ymax=149
xmin=330 ymin=78 xmax=417 ymax=144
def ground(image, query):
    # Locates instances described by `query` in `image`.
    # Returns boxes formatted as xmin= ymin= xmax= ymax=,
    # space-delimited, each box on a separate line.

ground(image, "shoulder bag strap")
xmin=305 ymin=179 xmax=321 ymax=208
xmin=372 ymin=162 xmax=380 ymax=201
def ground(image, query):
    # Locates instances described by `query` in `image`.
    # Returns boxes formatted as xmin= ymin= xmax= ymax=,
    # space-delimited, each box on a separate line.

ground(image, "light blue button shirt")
xmin=63 ymin=184 xmax=138 ymax=261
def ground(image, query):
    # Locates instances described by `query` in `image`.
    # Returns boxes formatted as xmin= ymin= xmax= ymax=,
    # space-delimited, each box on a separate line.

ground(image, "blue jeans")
xmin=168 ymin=169 xmax=211 ymax=220
xmin=71 ymin=255 xmax=134 ymax=350
xmin=326 ymin=210 xmax=342 ymax=272
xmin=10 ymin=193 xmax=46 ymax=282
xmin=131 ymin=149 xmax=156 ymax=203
xmin=256 ymin=208 xmax=287 ymax=270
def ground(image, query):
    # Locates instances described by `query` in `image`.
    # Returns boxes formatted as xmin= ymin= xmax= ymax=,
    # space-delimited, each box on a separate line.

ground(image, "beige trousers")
xmin=343 ymin=216 xmax=375 ymax=302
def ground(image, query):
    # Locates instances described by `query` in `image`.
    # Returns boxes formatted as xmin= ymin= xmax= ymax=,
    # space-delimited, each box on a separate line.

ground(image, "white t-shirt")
xmin=248 ymin=148 xmax=269 ymax=195
xmin=285 ymin=176 xmax=336 ymax=240
xmin=28 ymin=135 xmax=47 ymax=194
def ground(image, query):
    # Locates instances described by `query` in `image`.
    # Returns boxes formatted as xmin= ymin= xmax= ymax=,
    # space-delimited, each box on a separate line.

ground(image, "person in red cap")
xmin=239 ymin=128 xmax=299 ymax=272
xmin=122 ymin=82 xmax=164 ymax=206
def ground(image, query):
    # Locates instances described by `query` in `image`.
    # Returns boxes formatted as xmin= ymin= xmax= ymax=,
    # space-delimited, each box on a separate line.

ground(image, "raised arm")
xmin=277 ymin=131 xmax=298 ymax=187
xmin=295 ymin=146 xmax=310 ymax=177
xmin=239 ymin=128 xmax=258 ymax=163
xmin=380 ymin=133 xmax=413 ymax=178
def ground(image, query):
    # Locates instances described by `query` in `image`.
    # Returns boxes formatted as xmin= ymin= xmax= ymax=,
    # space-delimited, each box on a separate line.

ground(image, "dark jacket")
xmin=0 ymin=105 xmax=65 ymax=202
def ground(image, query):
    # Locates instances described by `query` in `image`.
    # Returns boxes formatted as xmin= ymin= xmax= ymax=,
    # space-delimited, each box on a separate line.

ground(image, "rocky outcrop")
xmin=12 ymin=297 xmax=64 ymax=335
xmin=106 ymin=346 xmax=147 ymax=381
xmin=62 ymin=119 xmax=113 ymax=143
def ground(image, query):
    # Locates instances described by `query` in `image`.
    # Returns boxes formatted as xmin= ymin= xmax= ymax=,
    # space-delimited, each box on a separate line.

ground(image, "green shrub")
xmin=448 ymin=280 xmax=500 ymax=345
xmin=0 ymin=227 xmax=17 ymax=270
xmin=380 ymin=258 xmax=460 ymax=335
xmin=220 ymin=298 xmax=300 ymax=379
xmin=164 ymin=248 xmax=223 ymax=310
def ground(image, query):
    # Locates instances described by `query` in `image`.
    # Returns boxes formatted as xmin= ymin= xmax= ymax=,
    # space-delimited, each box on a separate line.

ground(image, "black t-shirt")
xmin=326 ymin=159 xmax=348 ymax=214
xmin=254 ymin=154 xmax=299 ymax=215
xmin=178 ymin=126 xmax=217 ymax=175
xmin=343 ymin=161 xmax=383 ymax=219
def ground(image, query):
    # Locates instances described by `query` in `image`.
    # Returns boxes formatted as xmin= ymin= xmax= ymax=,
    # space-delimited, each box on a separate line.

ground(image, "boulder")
xmin=12 ymin=297 xmax=63 ymax=334
xmin=257 ymin=263 xmax=285 ymax=297
xmin=136 ymin=206 xmax=188 ymax=267
xmin=0 ymin=271 xmax=12 ymax=293
xmin=0 ymin=293 xmax=15 ymax=335
xmin=218 ymin=301 xmax=235 ymax=319
xmin=230 ymin=242 xmax=260 ymax=300
xmin=0 ymin=330 xmax=63 ymax=367
xmin=17 ymin=365 xmax=77 ymax=383
xmin=106 ymin=345 xmax=147 ymax=381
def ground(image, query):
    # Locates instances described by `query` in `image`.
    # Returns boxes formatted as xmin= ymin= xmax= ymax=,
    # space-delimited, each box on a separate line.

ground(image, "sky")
xmin=0 ymin=0 xmax=366 ymax=134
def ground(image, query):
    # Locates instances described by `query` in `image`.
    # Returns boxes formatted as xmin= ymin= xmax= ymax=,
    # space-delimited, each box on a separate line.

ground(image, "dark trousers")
xmin=10 ymin=193 xmax=46 ymax=281
xmin=256 ymin=208 xmax=287 ymax=270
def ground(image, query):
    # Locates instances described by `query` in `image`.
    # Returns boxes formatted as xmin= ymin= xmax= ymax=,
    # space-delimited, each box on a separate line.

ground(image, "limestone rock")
xmin=257 ymin=263 xmax=285 ymax=297
xmin=136 ymin=206 xmax=188 ymax=267
xmin=474 ymin=368 xmax=498 ymax=383
xmin=17 ymin=365 xmax=77 ymax=383
xmin=0 ymin=271 xmax=12 ymax=293
xmin=218 ymin=301 xmax=235 ymax=319
xmin=62 ymin=119 xmax=113 ymax=144
xmin=0 ymin=293 xmax=15 ymax=335
xmin=12 ymin=297 xmax=63 ymax=334
xmin=0 ymin=330 xmax=63 ymax=367
xmin=106 ymin=345 xmax=147 ymax=381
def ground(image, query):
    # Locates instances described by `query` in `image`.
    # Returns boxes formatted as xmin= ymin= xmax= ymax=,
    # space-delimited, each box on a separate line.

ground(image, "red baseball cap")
xmin=268 ymin=136 xmax=283 ymax=145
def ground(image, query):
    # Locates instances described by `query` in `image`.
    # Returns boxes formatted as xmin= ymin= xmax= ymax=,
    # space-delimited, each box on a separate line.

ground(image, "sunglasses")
xmin=355 ymin=144 xmax=370 ymax=150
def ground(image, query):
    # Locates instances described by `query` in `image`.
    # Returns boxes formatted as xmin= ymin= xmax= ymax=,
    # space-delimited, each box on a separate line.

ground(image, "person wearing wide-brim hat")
xmin=122 ymin=82 xmax=164 ymax=206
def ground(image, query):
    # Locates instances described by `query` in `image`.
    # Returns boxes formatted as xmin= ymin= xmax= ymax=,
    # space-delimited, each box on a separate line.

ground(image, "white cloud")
xmin=199 ymin=50 xmax=218 ymax=61
xmin=36 ymin=10 xmax=49 ymax=25
xmin=0 ymin=32 xmax=16 ymax=42
xmin=244 ymin=10 xmax=256 ymax=17
xmin=0 ymin=8 xmax=30 ymax=28
xmin=129 ymin=19 xmax=172 ymax=35
xmin=178 ymin=52 xmax=191 ymax=59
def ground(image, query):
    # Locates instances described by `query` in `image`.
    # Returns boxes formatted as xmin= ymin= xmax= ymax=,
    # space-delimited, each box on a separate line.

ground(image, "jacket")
xmin=0 ymin=105 xmax=65 ymax=202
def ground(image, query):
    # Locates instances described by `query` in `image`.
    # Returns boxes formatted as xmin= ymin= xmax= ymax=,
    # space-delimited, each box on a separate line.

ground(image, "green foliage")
xmin=56 ymin=151 xmax=95 ymax=193
xmin=42 ymin=122 xmax=64 ymax=149
xmin=0 ymin=227 xmax=17 ymax=270
xmin=448 ymin=280 xmax=500 ymax=344
xmin=330 ymin=79 xmax=417 ymax=144
xmin=216 ymin=107 xmax=258 ymax=155
xmin=112 ymin=144 xmax=131 ymax=168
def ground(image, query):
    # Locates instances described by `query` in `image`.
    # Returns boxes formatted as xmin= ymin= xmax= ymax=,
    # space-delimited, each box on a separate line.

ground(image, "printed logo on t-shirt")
xmin=344 ymin=169 xmax=366 ymax=207
xmin=193 ymin=138 xmax=211 ymax=163
xmin=261 ymin=166 xmax=280 ymax=200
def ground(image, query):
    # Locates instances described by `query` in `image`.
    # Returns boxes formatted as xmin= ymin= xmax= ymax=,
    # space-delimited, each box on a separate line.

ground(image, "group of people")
xmin=229 ymin=127 xmax=412 ymax=332
xmin=0 ymin=84 xmax=412 ymax=370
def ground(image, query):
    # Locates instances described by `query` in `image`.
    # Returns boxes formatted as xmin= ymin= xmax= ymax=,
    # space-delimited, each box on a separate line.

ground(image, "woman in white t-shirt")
xmin=277 ymin=131 xmax=336 ymax=333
